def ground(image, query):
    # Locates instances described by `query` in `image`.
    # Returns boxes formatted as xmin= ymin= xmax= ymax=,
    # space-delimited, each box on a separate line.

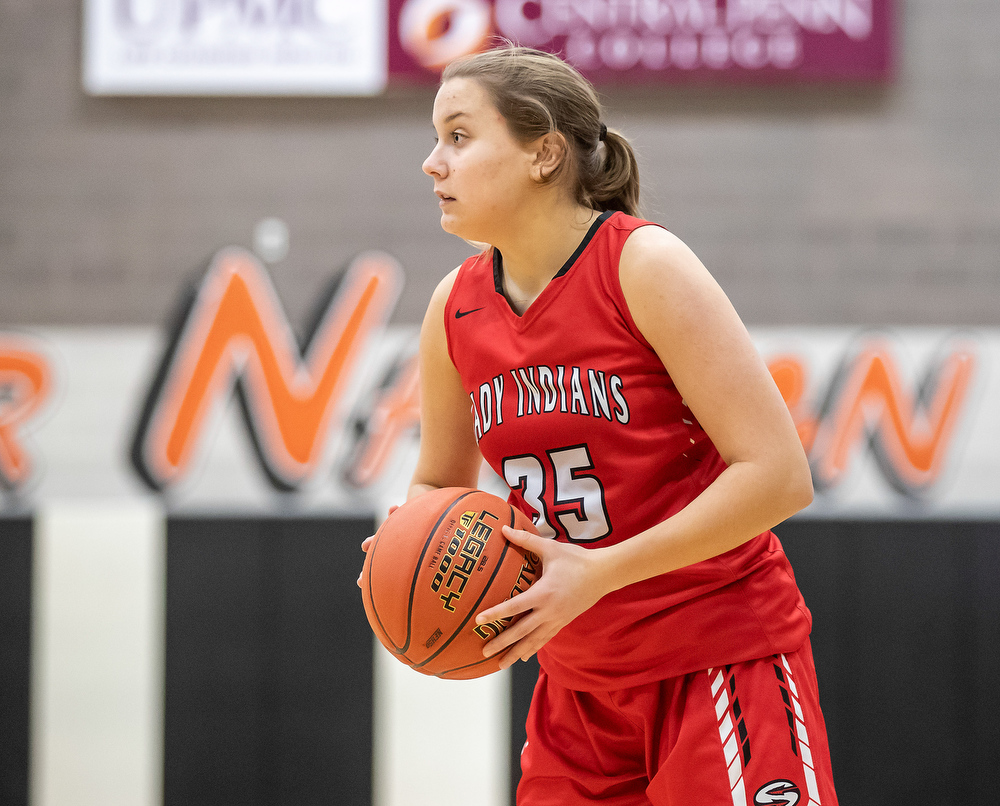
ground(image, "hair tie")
xmin=598 ymin=123 xmax=608 ymax=142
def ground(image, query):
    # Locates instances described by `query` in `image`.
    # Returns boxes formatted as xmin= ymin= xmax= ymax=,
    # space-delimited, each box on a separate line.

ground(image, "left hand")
xmin=356 ymin=504 xmax=400 ymax=588
xmin=476 ymin=524 xmax=613 ymax=671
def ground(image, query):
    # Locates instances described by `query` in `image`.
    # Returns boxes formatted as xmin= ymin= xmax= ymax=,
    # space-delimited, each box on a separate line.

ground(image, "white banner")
xmin=1 ymin=249 xmax=996 ymax=518
xmin=2 ymin=323 xmax=996 ymax=519
xmin=83 ymin=0 xmax=387 ymax=95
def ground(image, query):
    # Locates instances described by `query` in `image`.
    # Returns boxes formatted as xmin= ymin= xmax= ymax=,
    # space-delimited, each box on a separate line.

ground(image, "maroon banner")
xmin=389 ymin=0 xmax=893 ymax=85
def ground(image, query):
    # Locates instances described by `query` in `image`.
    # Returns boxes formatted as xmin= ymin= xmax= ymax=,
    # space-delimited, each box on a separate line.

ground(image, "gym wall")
xmin=2 ymin=2 xmax=999 ymax=806
xmin=1 ymin=2 xmax=997 ymax=330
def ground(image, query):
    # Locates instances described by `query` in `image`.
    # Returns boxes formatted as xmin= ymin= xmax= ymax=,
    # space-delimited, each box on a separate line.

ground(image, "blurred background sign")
xmin=82 ymin=0 xmax=388 ymax=95
xmin=82 ymin=0 xmax=894 ymax=97
xmin=390 ymin=0 xmax=894 ymax=85
xmin=1 ymin=318 xmax=995 ymax=519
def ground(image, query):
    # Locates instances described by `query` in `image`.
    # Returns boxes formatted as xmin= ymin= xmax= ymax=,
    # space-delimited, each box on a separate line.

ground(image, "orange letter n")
xmin=132 ymin=249 xmax=403 ymax=491
xmin=811 ymin=339 xmax=977 ymax=495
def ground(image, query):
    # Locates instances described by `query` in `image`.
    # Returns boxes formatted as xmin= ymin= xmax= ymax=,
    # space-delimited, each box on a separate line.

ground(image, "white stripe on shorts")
xmin=780 ymin=654 xmax=822 ymax=806
xmin=709 ymin=668 xmax=747 ymax=806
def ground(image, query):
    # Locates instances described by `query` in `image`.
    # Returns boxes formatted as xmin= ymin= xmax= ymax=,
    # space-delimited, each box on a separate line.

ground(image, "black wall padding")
xmin=779 ymin=520 xmax=1000 ymax=806
xmin=0 ymin=518 xmax=31 ymax=806
xmin=508 ymin=520 xmax=1000 ymax=806
xmin=164 ymin=516 xmax=375 ymax=806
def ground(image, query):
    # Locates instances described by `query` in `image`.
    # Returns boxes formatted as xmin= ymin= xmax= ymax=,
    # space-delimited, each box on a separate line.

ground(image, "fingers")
xmin=475 ymin=525 xmax=550 ymax=665
xmin=475 ymin=583 xmax=534 ymax=626
xmin=357 ymin=499 xmax=400 ymax=589
xmin=356 ymin=528 xmax=381 ymax=588
xmin=500 ymin=524 xmax=550 ymax=562
xmin=494 ymin=645 xmax=529 ymax=671
xmin=473 ymin=525 xmax=549 ymax=624
xmin=482 ymin=613 xmax=556 ymax=670
xmin=482 ymin=612 xmax=532 ymax=655
xmin=501 ymin=523 xmax=538 ymax=546
xmin=477 ymin=588 xmax=550 ymax=660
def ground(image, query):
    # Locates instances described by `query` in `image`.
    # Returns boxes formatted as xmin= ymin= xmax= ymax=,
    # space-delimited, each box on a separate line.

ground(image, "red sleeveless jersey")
xmin=444 ymin=211 xmax=811 ymax=691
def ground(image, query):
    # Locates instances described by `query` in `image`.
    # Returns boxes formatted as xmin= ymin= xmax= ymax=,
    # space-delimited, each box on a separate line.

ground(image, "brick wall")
xmin=1 ymin=0 xmax=997 ymax=328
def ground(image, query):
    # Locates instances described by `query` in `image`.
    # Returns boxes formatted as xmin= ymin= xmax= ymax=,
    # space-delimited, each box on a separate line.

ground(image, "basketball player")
xmin=375 ymin=45 xmax=838 ymax=806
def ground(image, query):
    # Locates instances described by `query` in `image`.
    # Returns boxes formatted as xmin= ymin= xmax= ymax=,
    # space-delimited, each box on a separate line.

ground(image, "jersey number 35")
xmin=502 ymin=444 xmax=612 ymax=543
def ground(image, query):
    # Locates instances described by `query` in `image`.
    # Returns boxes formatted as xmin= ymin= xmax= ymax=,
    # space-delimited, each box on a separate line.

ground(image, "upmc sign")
xmin=390 ymin=0 xmax=893 ymax=83
xmin=83 ymin=0 xmax=892 ymax=95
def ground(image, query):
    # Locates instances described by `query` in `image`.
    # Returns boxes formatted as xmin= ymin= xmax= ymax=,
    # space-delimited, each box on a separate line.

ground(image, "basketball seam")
xmin=366 ymin=489 xmax=477 ymax=653
xmin=415 ymin=504 xmax=520 ymax=675
xmin=400 ymin=490 xmax=478 ymax=654
xmin=411 ymin=540 xmax=513 ymax=670
xmin=364 ymin=525 xmax=398 ymax=650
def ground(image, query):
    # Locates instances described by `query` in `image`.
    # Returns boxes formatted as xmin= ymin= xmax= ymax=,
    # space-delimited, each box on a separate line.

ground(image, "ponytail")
xmin=443 ymin=45 xmax=642 ymax=218
xmin=584 ymin=127 xmax=640 ymax=217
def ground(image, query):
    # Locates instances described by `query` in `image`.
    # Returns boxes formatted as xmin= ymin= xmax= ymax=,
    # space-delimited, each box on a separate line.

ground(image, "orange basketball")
xmin=360 ymin=487 xmax=541 ymax=680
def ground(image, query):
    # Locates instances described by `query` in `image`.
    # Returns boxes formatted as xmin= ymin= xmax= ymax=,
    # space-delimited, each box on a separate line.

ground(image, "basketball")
xmin=360 ymin=487 xmax=541 ymax=680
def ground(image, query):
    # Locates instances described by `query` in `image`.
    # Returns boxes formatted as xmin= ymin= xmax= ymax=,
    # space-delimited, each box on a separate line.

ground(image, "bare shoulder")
xmin=620 ymin=222 xmax=694 ymax=268
xmin=420 ymin=266 xmax=464 ymax=346
xmin=618 ymin=225 xmax=735 ymax=347
xmin=619 ymin=225 xmax=713 ymax=290
xmin=425 ymin=266 xmax=462 ymax=320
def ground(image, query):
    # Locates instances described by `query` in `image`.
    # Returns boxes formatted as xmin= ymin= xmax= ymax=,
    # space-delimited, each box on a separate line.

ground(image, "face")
xmin=422 ymin=77 xmax=540 ymax=243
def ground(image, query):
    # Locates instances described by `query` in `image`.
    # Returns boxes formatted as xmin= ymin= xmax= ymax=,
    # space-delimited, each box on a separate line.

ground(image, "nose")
xmin=422 ymin=143 xmax=446 ymax=179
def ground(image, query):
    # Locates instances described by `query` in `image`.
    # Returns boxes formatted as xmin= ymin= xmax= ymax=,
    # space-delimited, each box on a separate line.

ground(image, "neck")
xmin=494 ymin=200 xmax=601 ymax=314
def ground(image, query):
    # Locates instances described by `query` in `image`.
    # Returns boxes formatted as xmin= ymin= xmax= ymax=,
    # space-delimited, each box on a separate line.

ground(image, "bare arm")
xmin=476 ymin=226 xmax=813 ymax=666
xmin=596 ymin=224 xmax=813 ymax=586
xmin=357 ymin=268 xmax=482 ymax=584
xmin=407 ymin=268 xmax=484 ymax=499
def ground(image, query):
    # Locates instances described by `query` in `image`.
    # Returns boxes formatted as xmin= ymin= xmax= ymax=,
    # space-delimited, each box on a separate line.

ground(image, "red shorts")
xmin=518 ymin=641 xmax=838 ymax=806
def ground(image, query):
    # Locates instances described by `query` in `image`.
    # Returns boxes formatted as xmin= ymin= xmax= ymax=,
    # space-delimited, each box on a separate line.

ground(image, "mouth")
xmin=435 ymin=190 xmax=456 ymax=204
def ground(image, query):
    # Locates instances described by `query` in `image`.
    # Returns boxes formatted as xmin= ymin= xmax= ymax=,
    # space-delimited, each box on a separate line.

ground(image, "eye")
xmin=450 ymin=131 xmax=467 ymax=144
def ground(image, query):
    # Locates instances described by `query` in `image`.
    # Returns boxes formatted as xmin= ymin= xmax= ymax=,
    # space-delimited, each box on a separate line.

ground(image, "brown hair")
xmin=441 ymin=45 xmax=640 ymax=217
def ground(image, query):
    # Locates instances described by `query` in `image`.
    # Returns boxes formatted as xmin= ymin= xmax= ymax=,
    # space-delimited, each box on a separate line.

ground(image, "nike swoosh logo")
xmin=455 ymin=307 xmax=485 ymax=319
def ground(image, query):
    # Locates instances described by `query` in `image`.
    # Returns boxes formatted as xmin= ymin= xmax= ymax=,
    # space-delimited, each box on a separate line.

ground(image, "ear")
xmin=530 ymin=132 xmax=567 ymax=182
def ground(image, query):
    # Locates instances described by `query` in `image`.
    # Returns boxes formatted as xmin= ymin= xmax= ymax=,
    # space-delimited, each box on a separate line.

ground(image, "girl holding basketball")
xmin=385 ymin=45 xmax=836 ymax=806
